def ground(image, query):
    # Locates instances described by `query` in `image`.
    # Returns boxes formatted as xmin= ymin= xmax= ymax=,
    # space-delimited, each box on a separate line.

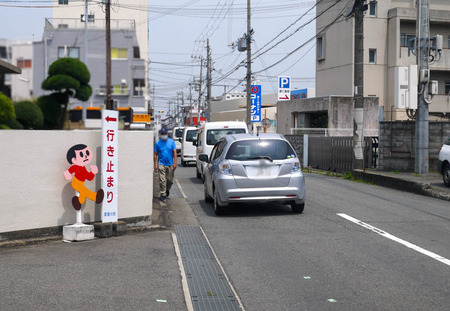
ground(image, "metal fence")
xmin=307 ymin=136 xmax=378 ymax=172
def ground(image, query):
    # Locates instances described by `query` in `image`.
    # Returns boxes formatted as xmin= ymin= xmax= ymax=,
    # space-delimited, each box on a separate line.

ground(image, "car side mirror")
xmin=199 ymin=154 xmax=208 ymax=162
xmin=193 ymin=140 xmax=198 ymax=147
xmin=178 ymin=138 xmax=182 ymax=143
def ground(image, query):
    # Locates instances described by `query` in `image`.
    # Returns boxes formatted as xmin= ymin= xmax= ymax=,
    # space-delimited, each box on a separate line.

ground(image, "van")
xmin=172 ymin=126 xmax=184 ymax=154
xmin=195 ymin=121 xmax=248 ymax=179
xmin=181 ymin=127 xmax=198 ymax=166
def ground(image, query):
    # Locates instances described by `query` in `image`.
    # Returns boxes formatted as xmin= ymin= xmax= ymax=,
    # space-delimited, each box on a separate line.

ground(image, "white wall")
xmin=11 ymin=42 xmax=34 ymax=101
xmin=0 ymin=130 xmax=154 ymax=235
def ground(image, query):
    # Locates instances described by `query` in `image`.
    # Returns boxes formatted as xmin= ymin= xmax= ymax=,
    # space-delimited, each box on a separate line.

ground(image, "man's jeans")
xmin=158 ymin=164 xmax=174 ymax=197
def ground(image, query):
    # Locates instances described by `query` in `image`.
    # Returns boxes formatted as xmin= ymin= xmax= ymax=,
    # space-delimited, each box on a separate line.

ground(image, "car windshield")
xmin=186 ymin=130 xmax=197 ymax=142
xmin=175 ymin=129 xmax=183 ymax=138
xmin=206 ymin=128 xmax=246 ymax=145
xmin=225 ymin=139 xmax=296 ymax=161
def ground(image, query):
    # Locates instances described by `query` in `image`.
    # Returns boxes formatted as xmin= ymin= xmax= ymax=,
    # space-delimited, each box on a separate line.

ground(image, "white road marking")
xmin=175 ymin=178 xmax=187 ymax=199
xmin=171 ymin=233 xmax=194 ymax=311
xmin=337 ymin=213 xmax=450 ymax=267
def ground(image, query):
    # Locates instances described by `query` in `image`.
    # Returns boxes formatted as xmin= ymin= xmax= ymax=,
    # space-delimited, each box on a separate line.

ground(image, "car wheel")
xmin=443 ymin=163 xmax=450 ymax=187
xmin=291 ymin=203 xmax=305 ymax=214
xmin=196 ymin=166 xmax=201 ymax=179
xmin=214 ymin=188 xmax=226 ymax=215
xmin=204 ymin=183 xmax=213 ymax=203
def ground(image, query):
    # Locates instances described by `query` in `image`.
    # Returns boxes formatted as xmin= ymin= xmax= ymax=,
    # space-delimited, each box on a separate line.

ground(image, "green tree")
xmin=14 ymin=100 xmax=44 ymax=129
xmin=41 ymin=58 xmax=92 ymax=129
xmin=37 ymin=93 xmax=65 ymax=129
xmin=0 ymin=92 xmax=22 ymax=129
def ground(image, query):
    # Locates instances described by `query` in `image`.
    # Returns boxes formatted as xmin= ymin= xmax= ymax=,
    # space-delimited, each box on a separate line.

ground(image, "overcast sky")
xmin=0 ymin=0 xmax=329 ymax=110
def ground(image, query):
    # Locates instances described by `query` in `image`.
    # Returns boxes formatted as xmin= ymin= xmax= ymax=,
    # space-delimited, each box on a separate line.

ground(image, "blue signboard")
xmin=291 ymin=88 xmax=308 ymax=100
xmin=250 ymin=85 xmax=261 ymax=122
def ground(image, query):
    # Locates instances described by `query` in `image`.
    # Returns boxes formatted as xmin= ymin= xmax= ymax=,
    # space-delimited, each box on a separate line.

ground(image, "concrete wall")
xmin=378 ymin=121 xmax=450 ymax=171
xmin=277 ymin=96 xmax=379 ymax=137
xmin=0 ymin=130 xmax=154 ymax=237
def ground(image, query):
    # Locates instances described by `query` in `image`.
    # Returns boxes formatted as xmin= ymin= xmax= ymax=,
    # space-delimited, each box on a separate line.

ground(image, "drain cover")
xmin=175 ymin=225 xmax=242 ymax=311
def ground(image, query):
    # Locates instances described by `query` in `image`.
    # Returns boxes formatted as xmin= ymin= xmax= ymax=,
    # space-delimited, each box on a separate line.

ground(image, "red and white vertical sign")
xmin=101 ymin=110 xmax=119 ymax=222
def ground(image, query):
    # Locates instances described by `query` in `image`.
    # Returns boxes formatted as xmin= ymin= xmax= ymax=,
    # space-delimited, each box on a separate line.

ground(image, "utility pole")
xmin=105 ymin=0 xmax=112 ymax=110
xmin=352 ymin=0 xmax=365 ymax=170
xmin=82 ymin=0 xmax=89 ymax=122
xmin=246 ymin=0 xmax=252 ymax=129
xmin=198 ymin=57 xmax=203 ymax=124
xmin=415 ymin=0 xmax=430 ymax=174
xmin=206 ymin=39 xmax=212 ymax=122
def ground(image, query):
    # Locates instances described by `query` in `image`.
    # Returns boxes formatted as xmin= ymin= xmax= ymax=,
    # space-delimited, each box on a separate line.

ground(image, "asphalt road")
xmin=176 ymin=162 xmax=450 ymax=311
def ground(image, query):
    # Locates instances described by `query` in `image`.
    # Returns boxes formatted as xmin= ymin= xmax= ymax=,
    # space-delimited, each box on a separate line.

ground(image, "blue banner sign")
xmin=250 ymin=85 xmax=261 ymax=122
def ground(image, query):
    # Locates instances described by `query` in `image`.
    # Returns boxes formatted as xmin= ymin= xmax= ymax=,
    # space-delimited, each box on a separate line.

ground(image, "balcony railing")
xmin=95 ymin=86 xmax=129 ymax=96
xmin=399 ymin=47 xmax=450 ymax=69
xmin=45 ymin=18 xmax=135 ymax=31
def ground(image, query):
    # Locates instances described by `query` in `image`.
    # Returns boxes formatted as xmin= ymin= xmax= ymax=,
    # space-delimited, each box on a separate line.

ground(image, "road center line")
xmin=337 ymin=213 xmax=450 ymax=267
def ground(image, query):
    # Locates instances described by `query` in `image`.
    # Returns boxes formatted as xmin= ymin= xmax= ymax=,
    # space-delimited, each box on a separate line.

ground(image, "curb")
xmin=353 ymin=170 xmax=450 ymax=202
xmin=0 ymin=224 xmax=166 ymax=250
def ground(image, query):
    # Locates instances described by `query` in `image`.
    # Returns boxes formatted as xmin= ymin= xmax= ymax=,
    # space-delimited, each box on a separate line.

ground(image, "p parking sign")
xmin=278 ymin=76 xmax=291 ymax=101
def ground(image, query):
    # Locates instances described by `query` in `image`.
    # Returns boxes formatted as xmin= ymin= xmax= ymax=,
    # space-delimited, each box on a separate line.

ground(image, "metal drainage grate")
xmin=175 ymin=225 xmax=242 ymax=311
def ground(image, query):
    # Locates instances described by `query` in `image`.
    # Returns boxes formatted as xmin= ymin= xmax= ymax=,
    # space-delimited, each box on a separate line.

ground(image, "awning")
xmin=0 ymin=59 xmax=21 ymax=74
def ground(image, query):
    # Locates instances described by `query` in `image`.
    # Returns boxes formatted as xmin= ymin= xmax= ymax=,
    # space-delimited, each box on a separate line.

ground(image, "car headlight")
xmin=291 ymin=162 xmax=301 ymax=173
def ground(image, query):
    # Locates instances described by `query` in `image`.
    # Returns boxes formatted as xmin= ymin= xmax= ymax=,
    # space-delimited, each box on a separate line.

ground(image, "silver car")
xmin=199 ymin=133 xmax=305 ymax=215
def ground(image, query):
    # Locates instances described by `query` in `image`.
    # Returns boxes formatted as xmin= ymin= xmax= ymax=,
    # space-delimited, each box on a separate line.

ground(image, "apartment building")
xmin=316 ymin=0 xmax=450 ymax=121
xmin=53 ymin=0 xmax=149 ymax=102
xmin=33 ymin=18 xmax=146 ymax=110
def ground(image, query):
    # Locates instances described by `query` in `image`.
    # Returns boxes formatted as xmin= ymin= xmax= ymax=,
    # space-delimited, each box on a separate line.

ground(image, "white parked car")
xmin=194 ymin=121 xmax=248 ymax=180
xmin=438 ymin=136 xmax=450 ymax=187
xmin=172 ymin=127 xmax=184 ymax=154
xmin=181 ymin=127 xmax=198 ymax=166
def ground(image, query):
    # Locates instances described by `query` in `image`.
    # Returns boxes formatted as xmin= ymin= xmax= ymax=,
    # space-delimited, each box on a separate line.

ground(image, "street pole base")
xmin=63 ymin=224 xmax=94 ymax=241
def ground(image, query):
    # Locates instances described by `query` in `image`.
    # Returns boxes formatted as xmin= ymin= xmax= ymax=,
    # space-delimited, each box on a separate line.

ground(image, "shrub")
xmin=37 ymin=94 xmax=64 ymax=129
xmin=14 ymin=100 xmax=44 ymax=129
xmin=0 ymin=92 xmax=15 ymax=124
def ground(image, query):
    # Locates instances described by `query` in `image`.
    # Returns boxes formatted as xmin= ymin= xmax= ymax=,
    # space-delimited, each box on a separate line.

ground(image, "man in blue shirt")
xmin=154 ymin=126 xmax=177 ymax=202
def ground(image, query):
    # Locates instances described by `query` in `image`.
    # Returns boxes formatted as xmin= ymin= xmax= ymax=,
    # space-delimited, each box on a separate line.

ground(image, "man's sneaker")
xmin=166 ymin=190 xmax=170 ymax=198
xmin=159 ymin=195 xmax=166 ymax=202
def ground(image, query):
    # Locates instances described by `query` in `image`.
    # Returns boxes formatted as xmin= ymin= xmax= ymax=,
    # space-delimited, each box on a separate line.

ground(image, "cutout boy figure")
xmin=64 ymin=144 xmax=104 ymax=210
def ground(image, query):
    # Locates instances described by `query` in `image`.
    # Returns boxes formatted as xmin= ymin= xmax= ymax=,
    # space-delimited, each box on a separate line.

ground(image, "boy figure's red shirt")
xmin=68 ymin=165 xmax=95 ymax=182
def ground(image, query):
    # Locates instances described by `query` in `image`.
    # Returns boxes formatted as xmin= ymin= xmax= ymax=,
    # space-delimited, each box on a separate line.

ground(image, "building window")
xmin=0 ymin=46 xmax=7 ymax=59
xmin=17 ymin=59 xmax=32 ymax=69
xmin=133 ymin=79 xmax=145 ymax=96
xmin=317 ymin=36 xmax=324 ymax=60
xmin=133 ymin=46 xmax=140 ymax=59
xmin=445 ymin=81 xmax=450 ymax=94
xmin=111 ymin=48 xmax=128 ymax=59
xmin=400 ymin=34 xmax=415 ymax=47
xmin=113 ymin=85 xmax=128 ymax=95
xmin=369 ymin=1 xmax=377 ymax=16
xmin=58 ymin=46 xmax=80 ymax=59
xmin=58 ymin=24 xmax=69 ymax=29
xmin=58 ymin=0 xmax=68 ymax=4
xmin=369 ymin=49 xmax=377 ymax=64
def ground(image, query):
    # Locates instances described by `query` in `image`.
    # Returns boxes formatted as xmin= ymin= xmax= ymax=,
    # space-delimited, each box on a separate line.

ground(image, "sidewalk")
xmin=0 ymin=175 xmax=197 ymax=311
xmin=353 ymin=169 xmax=450 ymax=201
